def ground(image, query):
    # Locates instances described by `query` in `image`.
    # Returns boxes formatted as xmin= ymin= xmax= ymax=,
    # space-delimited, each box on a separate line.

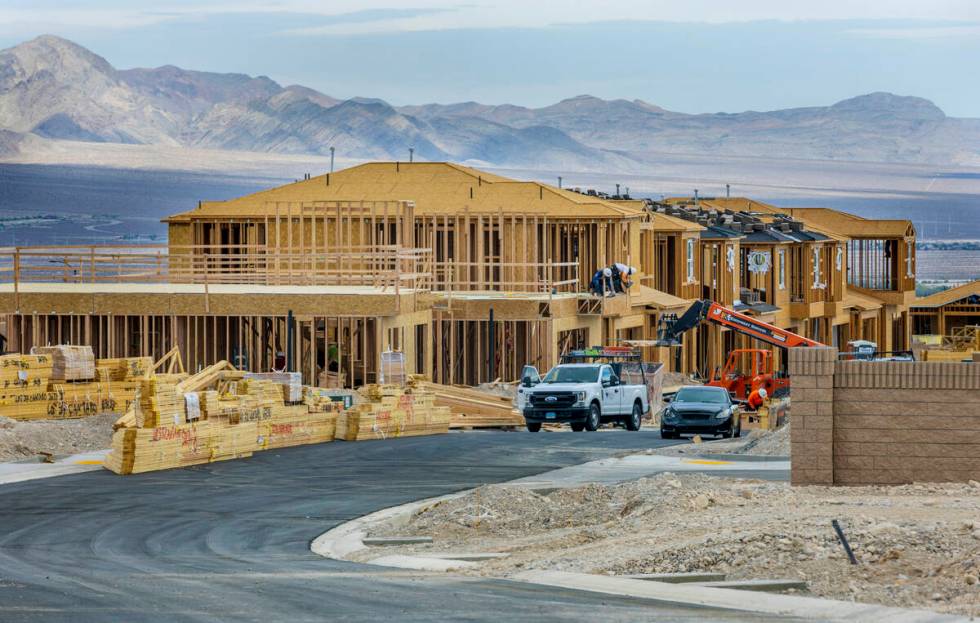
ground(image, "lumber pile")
xmin=244 ymin=372 xmax=303 ymax=402
xmin=417 ymin=381 xmax=524 ymax=429
xmin=0 ymin=352 xmax=151 ymax=420
xmin=0 ymin=354 xmax=55 ymax=420
xmin=33 ymin=345 xmax=96 ymax=381
xmin=105 ymin=362 xmax=342 ymax=475
xmin=336 ymin=379 xmax=449 ymax=441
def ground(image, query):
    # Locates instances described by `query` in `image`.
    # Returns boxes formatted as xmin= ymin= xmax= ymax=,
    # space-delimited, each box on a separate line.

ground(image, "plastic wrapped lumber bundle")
xmin=33 ymin=346 xmax=96 ymax=381
xmin=244 ymin=372 xmax=303 ymax=403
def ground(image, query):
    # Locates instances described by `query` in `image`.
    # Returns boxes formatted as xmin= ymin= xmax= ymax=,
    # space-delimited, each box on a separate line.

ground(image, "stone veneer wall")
xmin=789 ymin=347 xmax=980 ymax=486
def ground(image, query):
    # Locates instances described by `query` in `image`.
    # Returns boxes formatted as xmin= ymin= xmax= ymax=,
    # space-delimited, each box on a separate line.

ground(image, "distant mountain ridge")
xmin=2 ymin=35 xmax=979 ymax=168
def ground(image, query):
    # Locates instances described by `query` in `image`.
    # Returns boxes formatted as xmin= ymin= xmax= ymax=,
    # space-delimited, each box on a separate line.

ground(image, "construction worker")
xmin=747 ymin=387 xmax=768 ymax=411
xmin=611 ymin=263 xmax=636 ymax=293
xmin=590 ymin=268 xmax=614 ymax=297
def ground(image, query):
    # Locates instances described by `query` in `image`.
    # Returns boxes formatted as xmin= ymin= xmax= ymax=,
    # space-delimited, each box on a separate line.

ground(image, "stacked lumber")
xmin=336 ymin=381 xmax=449 ymax=441
xmin=106 ymin=361 xmax=344 ymax=475
xmin=104 ymin=420 xmax=257 ymax=475
xmin=418 ymin=381 xmax=524 ymax=429
xmin=34 ymin=346 xmax=96 ymax=381
xmin=244 ymin=372 xmax=303 ymax=402
xmin=136 ymin=376 xmax=185 ymax=428
xmin=0 ymin=354 xmax=55 ymax=420
xmin=96 ymin=356 xmax=153 ymax=382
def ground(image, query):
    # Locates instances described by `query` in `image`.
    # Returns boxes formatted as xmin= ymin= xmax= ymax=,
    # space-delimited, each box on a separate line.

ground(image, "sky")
xmin=1 ymin=1 xmax=979 ymax=116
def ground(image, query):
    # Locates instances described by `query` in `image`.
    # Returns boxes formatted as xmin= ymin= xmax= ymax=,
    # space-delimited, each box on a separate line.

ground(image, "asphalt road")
xmin=0 ymin=431 xmax=798 ymax=622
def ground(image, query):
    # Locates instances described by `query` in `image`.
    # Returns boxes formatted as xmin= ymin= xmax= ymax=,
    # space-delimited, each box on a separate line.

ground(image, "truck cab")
xmin=518 ymin=362 xmax=649 ymax=432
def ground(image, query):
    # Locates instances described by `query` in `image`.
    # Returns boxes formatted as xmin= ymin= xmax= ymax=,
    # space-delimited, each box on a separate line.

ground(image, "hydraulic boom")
xmin=654 ymin=299 xmax=823 ymax=349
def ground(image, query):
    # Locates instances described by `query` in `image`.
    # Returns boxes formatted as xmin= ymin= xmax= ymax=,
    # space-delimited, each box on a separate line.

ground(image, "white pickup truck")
xmin=516 ymin=363 xmax=650 ymax=432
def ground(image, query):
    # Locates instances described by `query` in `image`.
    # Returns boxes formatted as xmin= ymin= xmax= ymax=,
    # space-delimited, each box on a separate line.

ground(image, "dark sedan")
xmin=660 ymin=385 xmax=741 ymax=439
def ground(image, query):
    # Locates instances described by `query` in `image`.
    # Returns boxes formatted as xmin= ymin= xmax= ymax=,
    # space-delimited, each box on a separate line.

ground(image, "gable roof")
xmin=912 ymin=280 xmax=980 ymax=308
xmin=166 ymin=162 xmax=645 ymax=222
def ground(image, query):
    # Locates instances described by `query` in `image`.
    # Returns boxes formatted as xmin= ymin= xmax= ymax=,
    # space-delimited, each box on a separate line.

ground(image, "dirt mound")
xmin=0 ymin=414 xmax=115 ymax=462
xmin=361 ymin=474 xmax=980 ymax=616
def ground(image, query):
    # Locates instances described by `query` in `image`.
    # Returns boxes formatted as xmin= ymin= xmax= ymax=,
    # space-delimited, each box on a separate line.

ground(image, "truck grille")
xmin=529 ymin=392 xmax=577 ymax=408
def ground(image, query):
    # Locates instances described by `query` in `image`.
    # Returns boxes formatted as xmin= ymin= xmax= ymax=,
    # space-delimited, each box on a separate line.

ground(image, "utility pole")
xmin=726 ymin=183 xmax=730 ymax=198
xmin=330 ymin=147 xmax=335 ymax=173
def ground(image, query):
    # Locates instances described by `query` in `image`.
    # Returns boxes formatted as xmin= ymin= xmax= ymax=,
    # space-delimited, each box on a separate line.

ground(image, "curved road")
xmin=0 ymin=431 xmax=794 ymax=622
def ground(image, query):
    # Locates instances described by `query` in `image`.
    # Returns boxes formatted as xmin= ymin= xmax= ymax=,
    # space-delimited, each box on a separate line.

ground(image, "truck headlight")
xmin=575 ymin=391 xmax=586 ymax=403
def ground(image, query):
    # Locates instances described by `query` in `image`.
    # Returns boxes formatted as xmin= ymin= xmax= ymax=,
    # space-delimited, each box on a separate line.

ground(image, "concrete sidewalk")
xmin=0 ymin=449 xmax=107 ymax=485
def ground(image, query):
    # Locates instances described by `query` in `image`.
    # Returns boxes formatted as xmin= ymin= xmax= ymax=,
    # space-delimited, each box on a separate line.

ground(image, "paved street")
xmin=0 ymin=431 xmax=799 ymax=622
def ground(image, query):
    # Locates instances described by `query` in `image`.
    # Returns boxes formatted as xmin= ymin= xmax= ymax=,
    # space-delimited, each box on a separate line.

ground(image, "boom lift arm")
xmin=654 ymin=299 xmax=824 ymax=349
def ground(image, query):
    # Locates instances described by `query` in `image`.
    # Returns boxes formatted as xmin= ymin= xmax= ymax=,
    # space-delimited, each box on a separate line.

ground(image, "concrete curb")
xmin=512 ymin=571 xmax=966 ymax=623
xmin=311 ymin=490 xmax=471 ymax=569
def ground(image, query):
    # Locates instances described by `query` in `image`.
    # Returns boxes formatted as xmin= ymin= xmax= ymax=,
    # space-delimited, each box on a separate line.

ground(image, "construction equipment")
xmin=654 ymin=299 xmax=823 ymax=399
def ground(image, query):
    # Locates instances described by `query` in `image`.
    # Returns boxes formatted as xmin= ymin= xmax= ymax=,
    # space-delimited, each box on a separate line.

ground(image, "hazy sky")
xmin=1 ymin=1 xmax=979 ymax=116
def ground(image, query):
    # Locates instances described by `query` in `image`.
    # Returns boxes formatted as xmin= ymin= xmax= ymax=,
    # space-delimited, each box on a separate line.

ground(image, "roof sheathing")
xmin=165 ymin=162 xmax=644 ymax=222
xmin=912 ymin=279 xmax=980 ymax=309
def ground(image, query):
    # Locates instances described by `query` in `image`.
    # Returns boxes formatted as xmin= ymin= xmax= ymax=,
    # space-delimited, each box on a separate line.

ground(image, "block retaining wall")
xmin=789 ymin=347 xmax=980 ymax=486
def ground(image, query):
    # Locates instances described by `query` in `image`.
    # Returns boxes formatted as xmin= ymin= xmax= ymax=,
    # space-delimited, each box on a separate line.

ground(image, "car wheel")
xmin=723 ymin=419 xmax=736 ymax=438
xmin=734 ymin=420 xmax=742 ymax=438
xmin=526 ymin=422 xmax=542 ymax=432
xmin=585 ymin=403 xmax=601 ymax=431
xmin=660 ymin=429 xmax=674 ymax=439
xmin=570 ymin=422 xmax=585 ymax=432
xmin=625 ymin=401 xmax=642 ymax=431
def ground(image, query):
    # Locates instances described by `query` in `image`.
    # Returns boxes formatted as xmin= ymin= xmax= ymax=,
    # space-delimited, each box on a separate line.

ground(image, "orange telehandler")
xmin=654 ymin=299 xmax=823 ymax=400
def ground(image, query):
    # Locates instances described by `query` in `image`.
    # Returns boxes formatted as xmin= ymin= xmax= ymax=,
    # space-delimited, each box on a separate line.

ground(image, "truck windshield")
xmin=675 ymin=387 xmax=728 ymax=404
xmin=541 ymin=367 xmax=600 ymax=384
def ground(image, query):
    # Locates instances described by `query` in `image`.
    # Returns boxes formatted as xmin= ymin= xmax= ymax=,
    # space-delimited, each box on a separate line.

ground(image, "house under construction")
xmin=0 ymin=162 xmax=920 ymax=386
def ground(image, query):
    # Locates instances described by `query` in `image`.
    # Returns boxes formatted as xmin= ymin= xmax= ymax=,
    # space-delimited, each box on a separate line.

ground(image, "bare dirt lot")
xmin=358 ymin=470 xmax=980 ymax=616
xmin=0 ymin=415 xmax=115 ymax=461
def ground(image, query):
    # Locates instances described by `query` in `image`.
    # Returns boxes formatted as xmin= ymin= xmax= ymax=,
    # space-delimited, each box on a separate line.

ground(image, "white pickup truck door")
xmin=600 ymin=366 xmax=624 ymax=415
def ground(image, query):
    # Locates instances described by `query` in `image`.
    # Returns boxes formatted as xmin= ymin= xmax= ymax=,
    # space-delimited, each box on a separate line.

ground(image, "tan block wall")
xmin=790 ymin=346 xmax=980 ymax=486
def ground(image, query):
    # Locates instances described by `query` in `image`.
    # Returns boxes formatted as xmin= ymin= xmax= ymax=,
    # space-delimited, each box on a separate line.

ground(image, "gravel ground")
xmin=650 ymin=424 xmax=791 ymax=458
xmin=358 ymin=473 xmax=980 ymax=616
xmin=0 ymin=414 xmax=116 ymax=461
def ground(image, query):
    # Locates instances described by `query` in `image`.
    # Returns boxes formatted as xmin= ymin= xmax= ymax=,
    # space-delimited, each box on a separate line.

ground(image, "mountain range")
xmin=2 ymin=35 xmax=979 ymax=170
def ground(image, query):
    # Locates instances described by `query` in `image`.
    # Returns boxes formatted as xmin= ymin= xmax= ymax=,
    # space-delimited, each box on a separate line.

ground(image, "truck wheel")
xmin=585 ymin=403 xmax=601 ymax=431
xmin=570 ymin=422 xmax=585 ymax=432
xmin=625 ymin=401 xmax=642 ymax=431
xmin=526 ymin=422 xmax=542 ymax=432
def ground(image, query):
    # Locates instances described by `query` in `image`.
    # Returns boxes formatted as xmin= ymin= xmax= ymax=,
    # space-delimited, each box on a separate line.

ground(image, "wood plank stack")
xmin=244 ymin=372 xmax=303 ymax=402
xmin=0 ymin=354 xmax=55 ymax=420
xmin=417 ymin=381 xmax=524 ymax=429
xmin=34 ymin=346 xmax=96 ymax=381
xmin=106 ymin=363 xmax=343 ymax=475
xmin=96 ymin=357 xmax=153 ymax=382
xmin=335 ymin=381 xmax=450 ymax=441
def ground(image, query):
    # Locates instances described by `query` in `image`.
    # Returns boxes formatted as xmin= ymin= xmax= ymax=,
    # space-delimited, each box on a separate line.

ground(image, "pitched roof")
xmin=912 ymin=280 xmax=980 ymax=308
xmin=166 ymin=162 xmax=645 ymax=221
xmin=751 ymin=206 xmax=913 ymax=239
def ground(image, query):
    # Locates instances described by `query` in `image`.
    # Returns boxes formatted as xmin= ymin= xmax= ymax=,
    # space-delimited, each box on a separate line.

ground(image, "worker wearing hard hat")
xmin=747 ymin=387 xmax=768 ymax=411
xmin=610 ymin=263 xmax=636 ymax=293
xmin=590 ymin=267 xmax=614 ymax=297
